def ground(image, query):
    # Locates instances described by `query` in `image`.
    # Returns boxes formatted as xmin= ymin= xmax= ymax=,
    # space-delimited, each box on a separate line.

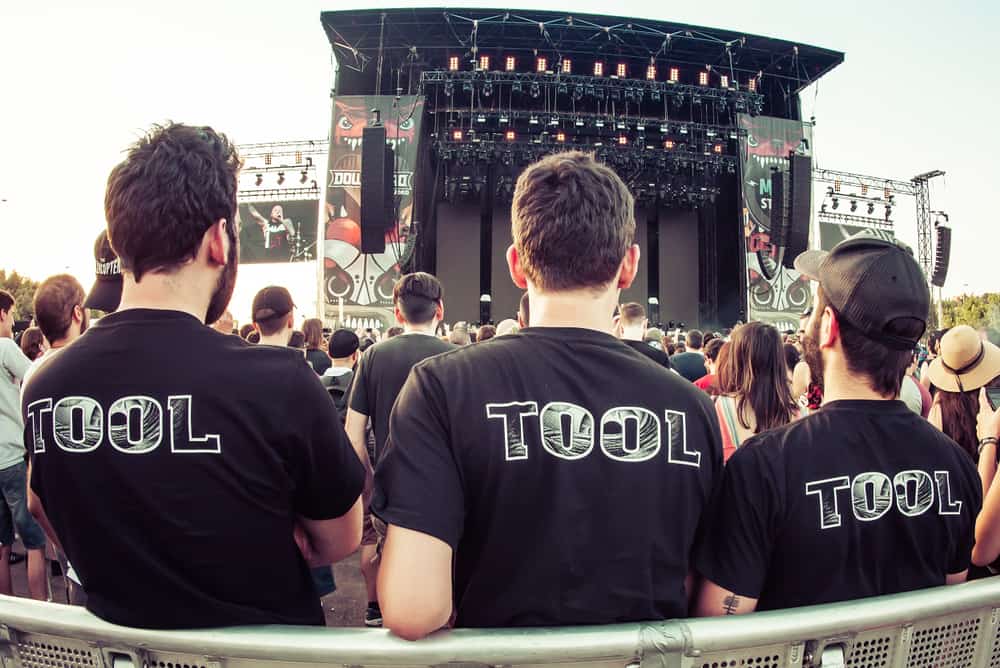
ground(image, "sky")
xmin=1 ymin=0 xmax=996 ymax=323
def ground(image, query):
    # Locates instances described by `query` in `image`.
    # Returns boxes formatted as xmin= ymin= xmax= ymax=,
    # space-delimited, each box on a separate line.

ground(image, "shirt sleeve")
xmin=371 ymin=361 xmax=465 ymax=549
xmin=348 ymin=349 xmax=371 ymax=416
xmin=1 ymin=339 xmax=30 ymax=383
xmin=693 ymin=438 xmax=777 ymax=598
xmin=286 ymin=360 xmax=365 ymax=520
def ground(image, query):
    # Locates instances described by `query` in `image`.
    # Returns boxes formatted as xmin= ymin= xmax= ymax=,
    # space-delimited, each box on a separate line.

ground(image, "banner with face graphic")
xmin=237 ymin=200 xmax=319 ymax=265
xmin=323 ymin=95 xmax=423 ymax=330
xmin=738 ymin=115 xmax=814 ymax=331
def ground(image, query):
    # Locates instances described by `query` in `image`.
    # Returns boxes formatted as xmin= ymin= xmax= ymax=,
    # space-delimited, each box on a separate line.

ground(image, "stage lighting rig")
xmin=276 ymin=172 xmax=285 ymax=185
xmin=255 ymin=174 xmax=263 ymax=186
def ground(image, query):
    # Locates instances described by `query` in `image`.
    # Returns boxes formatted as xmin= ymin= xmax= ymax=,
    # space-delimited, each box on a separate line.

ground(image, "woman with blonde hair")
xmin=715 ymin=321 xmax=800 ymax=462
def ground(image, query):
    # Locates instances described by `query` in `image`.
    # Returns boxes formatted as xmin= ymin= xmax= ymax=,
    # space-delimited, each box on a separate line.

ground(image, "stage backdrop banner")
xmin=237 ymin=200 xmax=319 ymax=265
xmin=323 ymin=95 xmax=424 ymax=330
xmin=738 ymin=115 xmax=814 ymax=330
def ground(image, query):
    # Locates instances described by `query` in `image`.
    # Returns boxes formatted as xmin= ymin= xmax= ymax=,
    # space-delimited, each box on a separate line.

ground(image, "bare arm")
xmin=792 ymin=360 xmax=810 ymax=402
xmin=946 ymin=571 xmax=968 ymax=585
xmin=378 ymin=524 xmax=453 ymax=640
xmin=293 ymin=496 xmax=363 ymax=568
xmin=26 ymin=461 xmax=63 ymax=555
xmin=695 ymin=578 xmax=758 ymax=617
xmin=345 ymin=408 xmax=373 ymax=496
xmin=972 ymin=390 xmax=1000 ymax=567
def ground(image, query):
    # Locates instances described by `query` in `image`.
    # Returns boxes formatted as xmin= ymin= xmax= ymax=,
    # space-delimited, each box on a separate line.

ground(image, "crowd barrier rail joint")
xmin=1 ymin=577 xmax=1000 ymax=668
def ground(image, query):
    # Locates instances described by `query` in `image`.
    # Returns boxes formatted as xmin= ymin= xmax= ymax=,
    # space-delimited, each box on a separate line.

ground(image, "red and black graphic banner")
xmin=323 ymin=95 xmax=424 ymax=327
xmin=739 ymin=115 xmax=813 ymax=330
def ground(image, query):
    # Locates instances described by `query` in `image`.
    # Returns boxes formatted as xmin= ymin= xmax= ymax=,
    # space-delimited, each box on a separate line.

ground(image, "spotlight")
xmin=664 ymin=140 xmax=675 ymax=149
xmin=821 ymin=203 xmax=827 ymax=213
xmin=635 ymin=123 xmax=645 ymax=132
xmin=616 ymin=62 xmax=627 ymax=78
xmin=444 ymin=82 xmax=454 ymax=96
xmin=505 ymin=56 xmax=516 ymax=71
xmin=660 ymin=124 xmax=669 ymax=133
xmin=867 ymin=202 xmax=875 ymax=215
xmin=646 ymin=65 xmax=657 ymax=80
xmin=561 ymin=59 xmax=572 ymax=73
xmin=713 ymin=144 xmax=723 ymax=154
xmin=885 ymin=205 xmax=892 ymax=220
xmin=594 ymin=119 xmax=605 ymax=128
xmin=549 ymin=115 xmax=559 ymax=126
xmin=678 ymin=125 xmax=688 ymax=135
xmin=618 ymin=135 xmax=627 ymax=145
xmin=479 ymin=55 xmax=490 ymax=70
xmin=575 ymin=117 xmax=585 ymax=127
xmin=300 ymin=170 xmax=308 ymax=184
xmin=834 ymin=180 xmax=841 ymax=192
xmin=698 ymin=71 xmax=709 ymax=86
xmin=536 ymin=57 xmax=548 ymax=73
xmin=505 ymin=130 xmax=516 ymax=141
xmin=277 ymin=172 xmax=286 ymax=185
xmin=720 ymin=75 xmax=729 ymax=88
xmin=669 ymin=67 xmax=680 ymax=83
xmin=594 ymin=61 xmax=604 ymax=77
xmin=452 ymin=129 xmax=463 ymax=141
xmin=529 ymin=115 xmax=539 ymax=125
xmin=255 ymin=174 xmax=263 ymax=186
xmin=850 ymin=200 xmax=858 ymax=212
xmin=448 ymin=56 xmax=460 ymax=71
xmin=530 ymin=82 xmax=540 ymax=98
xmin=748 ymin=78 xmax=757 ymax=92
xmin=832 ymin=197 xmax=839 ymax=210
xmin=556 ymin=131 xmax=566 ymax=142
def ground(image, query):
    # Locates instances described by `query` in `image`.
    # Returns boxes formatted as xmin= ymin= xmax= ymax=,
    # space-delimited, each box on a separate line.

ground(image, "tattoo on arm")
xmin=722 ymin=594 xmax=740 ymax=615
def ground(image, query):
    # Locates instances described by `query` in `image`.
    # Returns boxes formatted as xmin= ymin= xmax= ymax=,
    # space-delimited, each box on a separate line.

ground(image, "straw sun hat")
xmin=927 ymin=325 xmax=1000 ymax=393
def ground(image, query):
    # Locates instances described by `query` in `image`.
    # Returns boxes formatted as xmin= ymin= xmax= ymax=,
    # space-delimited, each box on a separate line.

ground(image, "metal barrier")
xmin=1 ymin=578 xmax=999 ymax=668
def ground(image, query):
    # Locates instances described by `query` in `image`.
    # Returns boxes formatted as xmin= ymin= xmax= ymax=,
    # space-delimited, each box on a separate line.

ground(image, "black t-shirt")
xmin=22 ymin=309 xmax=365 ymax=629
xmin=372 ymin=327 xmax=722 ymax=627
xmin=623 ymin=339 xmax=672 ymax=370
xmin=306 ymin=348 xmax=331 ymax=375
xmin=349 ymin=332 xmax=453 ymax=462
xmin=695 ymin=399 xmax=981 ymax=612
xmin=669 ymin=351 xmax=707 ymax=382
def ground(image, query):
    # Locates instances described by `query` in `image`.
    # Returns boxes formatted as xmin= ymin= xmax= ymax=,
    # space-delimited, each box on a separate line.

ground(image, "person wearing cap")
xmin=251 ymin=286 xmax=296 ymax=347
xmin=695 ymin=229 xmax=981 ymax=616
xmin=926 ymin=325 xmax=1000 ymax=464
xmin=21 ymin=123 xmax=364 ymax=629
xmin=83 ymin=230 xmax=123 ymax=315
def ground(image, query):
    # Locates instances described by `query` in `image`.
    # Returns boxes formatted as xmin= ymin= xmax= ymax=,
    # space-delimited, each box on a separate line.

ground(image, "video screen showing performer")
xmin=237 ymin=200 xmax=318 ymax=264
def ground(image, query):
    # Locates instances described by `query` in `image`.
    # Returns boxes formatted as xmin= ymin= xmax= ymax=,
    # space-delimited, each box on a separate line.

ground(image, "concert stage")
xmin=317 ymin=9 xmax=844 ymax=330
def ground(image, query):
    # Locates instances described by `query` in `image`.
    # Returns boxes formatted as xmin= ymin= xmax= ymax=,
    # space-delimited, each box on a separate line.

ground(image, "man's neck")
xmin=332 ymin=359 xmax=354 ymax=368
xmin=821 ymin=356 xmax=893 ymax=403
xmin=621 ymin=326 xmax=644 ymax=342
xmin=259 ymin=332 xmax=291 ymax=347
xmin=117 ymin=271 xmax=209 ymax=322
xmin=49 ymin=334 xmax=77 ymax=350
xmin=403 ymin=322 xmax=437 ymax=335
xmin=528 ymin=285 xmax=617 ymax=334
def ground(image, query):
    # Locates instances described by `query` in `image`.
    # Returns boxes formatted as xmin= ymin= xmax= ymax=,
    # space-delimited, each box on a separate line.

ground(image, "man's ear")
xmin=616 ymin=244 xmax=641 ymax=289
xmin=507 ymin=245 xmax=528 ymax=289
xmin=394 ymin=305 xmax=406 ymax=324
xmin=821 ymin=307 xmax=840 ymax=349
xmin=206 ymin=219 xmax=229 ymax=266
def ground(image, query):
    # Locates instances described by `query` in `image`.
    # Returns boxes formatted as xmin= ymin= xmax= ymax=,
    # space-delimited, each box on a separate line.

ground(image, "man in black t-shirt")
xmin=618 ymin=302 xmax=671 ymax=370
xmin=670 ymin=329 xmax=708 ymax=382
xmin=345 ymin=271 xmax=454 ymax=627
xmin=21 ymin=123 xmax=364 ymax=629
xmin=695 ymin=230 xmax=981 ymax=616
xmin=373 ymin=151 xmax=722 ymax=639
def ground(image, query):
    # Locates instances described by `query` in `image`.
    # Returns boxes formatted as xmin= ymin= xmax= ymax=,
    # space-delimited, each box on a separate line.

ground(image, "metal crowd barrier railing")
xmin=1 ymin=578 xmax=999 ymax=668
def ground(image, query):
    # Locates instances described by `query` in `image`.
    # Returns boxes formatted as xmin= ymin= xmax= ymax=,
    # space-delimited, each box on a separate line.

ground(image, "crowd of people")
xmin=1 ymin=123 xmax=998 ymax=640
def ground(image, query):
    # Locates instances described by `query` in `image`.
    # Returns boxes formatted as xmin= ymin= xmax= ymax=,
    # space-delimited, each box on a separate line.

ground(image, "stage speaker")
xmin=361 ymin=126 xmax=395 ymax=254
xmin=931 ymin=226 xmax=951 ymax=287
xmin=769 ymin=168 xmax=788 ymax=248
xmin=782 ymin=154 xmax=812 ymax=269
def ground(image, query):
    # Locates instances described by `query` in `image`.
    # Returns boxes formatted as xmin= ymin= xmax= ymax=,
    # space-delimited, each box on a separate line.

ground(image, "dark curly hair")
xmin=105 ymin=122 xmax=242 ymax=281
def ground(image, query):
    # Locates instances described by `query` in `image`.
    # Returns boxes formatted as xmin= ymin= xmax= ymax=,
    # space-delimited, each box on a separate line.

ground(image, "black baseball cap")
xmin=84 ymin=230 xmax=122 ymax=313
xmin=251 ymin=286 xmax=295 ymax=323
xmin=794 ymin=229 xmax=929 ymax=350
xmin=328 ymin=329 xmax=360 ymax=358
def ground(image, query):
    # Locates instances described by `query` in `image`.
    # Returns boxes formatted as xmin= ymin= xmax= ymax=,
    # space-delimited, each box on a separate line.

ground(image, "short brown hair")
xmin=620 ymin=302 xmax=645 ymax=326
xmin=302 ymin=318 xmax=324 ymax=349
xmin=256 ymin=314 xmax=290 ymax=338
xmin=33 ymin=274 xmax=85 ymax=343
xmin=393 ymin=272 xmax=443 ymax=325
xmin=512 ymin=151 xmax=635 ymax=291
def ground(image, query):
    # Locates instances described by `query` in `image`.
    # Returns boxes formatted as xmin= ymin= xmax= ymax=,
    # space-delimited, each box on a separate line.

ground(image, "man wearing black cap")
xmin=21 ymin=123 xmax=363 ymax=629
xmin=251 ymin=286 xmax=295 ymax=347
xmin=83 ymin=230 xmax=123 ymax=314
xmin=695 ymin=229 xmax=981 ymax=616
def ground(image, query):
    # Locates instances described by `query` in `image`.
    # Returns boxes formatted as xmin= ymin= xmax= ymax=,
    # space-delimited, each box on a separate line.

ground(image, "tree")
xmin=941 ymin=293 xmax=1000 ymax=332
xmin=0 ymin=270 xmax=40 ymax=321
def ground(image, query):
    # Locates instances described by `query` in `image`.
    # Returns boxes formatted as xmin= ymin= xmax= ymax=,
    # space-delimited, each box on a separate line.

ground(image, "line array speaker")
xmin=931 ymin=226 xmax=951 ymax=287
xmin=769 ymin=168 xmax=787 ymax=248
xmin=782 ymin=154 xmax=812 ymax=269
xmin=360 ymin=126 xmax=395 ymax=254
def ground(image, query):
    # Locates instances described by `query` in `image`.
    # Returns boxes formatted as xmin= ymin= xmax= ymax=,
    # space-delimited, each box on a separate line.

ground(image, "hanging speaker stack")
xmin=360 ymin=126 xmax=395 ymax=254
xmin=931 ymin=226 xmax=951 ymax=288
